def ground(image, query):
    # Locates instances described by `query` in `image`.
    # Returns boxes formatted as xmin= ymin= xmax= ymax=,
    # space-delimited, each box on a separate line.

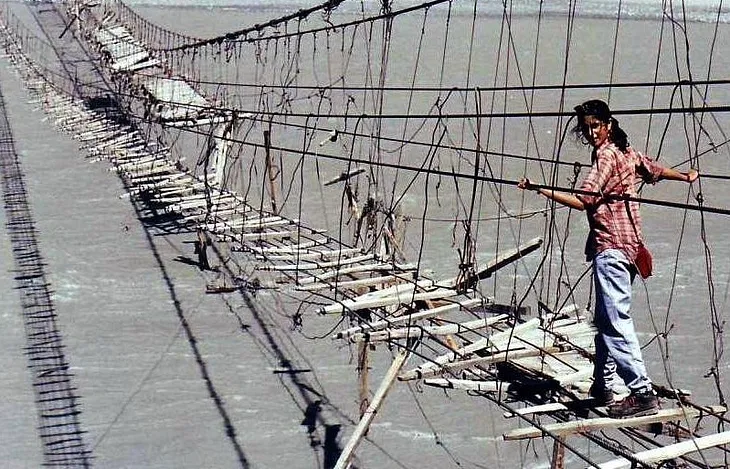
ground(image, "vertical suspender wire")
xmin=359 ymin=18 xmax=377 ymax=252
xmin=685 ymin=17 xmax=727 ymax=419
xmin=665 ymin=4 xmax=726 ymax=417
xmin=489 ymin=1 xmax=563 ymax=308
xmin=385 ymin=8 xmax=427 ymax=227
xmin=535 ymin=0 xmax=578 ymax=314
xmin=606 ymin=0 xmax=622 ymax=107
xmin=642 ymin=0 xmax=670 ymax=154
xmin=660 ymin=0 xmax=729 ymax=391
xmin=369 ymin=10 xmax=393 ymax=256
xmin=461 ymin=2 xmax=509 ymax=299
xmin=646 ymin=4 xmax=725 ymax=464
xmin=451 ymin=0 xmax=480 ymax=227
xmin=514 ymin=0 xmax=546 ymax=301
xmin=489 ymin=0 xmax=513 ymax=300
xmin=469 ymin=11 xmax=509 ymax=462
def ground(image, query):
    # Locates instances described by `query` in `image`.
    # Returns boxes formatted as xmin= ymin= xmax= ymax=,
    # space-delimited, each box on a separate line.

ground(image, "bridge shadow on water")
xmin=0 ymin=80 xmax=92 ymax=465
xmin=16 ymin=2 xmax=367 ymax=466
xmin=116 ymin=175 xmax=353 ymax=468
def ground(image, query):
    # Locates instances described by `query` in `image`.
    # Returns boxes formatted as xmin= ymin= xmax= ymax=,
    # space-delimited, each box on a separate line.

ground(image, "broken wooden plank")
xmin=324 ymin=167 xmax=365 ymax=186
xmin=503 ymin=405 xmax=727 ymax=441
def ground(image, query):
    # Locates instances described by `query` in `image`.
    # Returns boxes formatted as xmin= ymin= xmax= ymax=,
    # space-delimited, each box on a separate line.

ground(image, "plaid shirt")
xmin=576 ymin=142 xmax=664 ymax=262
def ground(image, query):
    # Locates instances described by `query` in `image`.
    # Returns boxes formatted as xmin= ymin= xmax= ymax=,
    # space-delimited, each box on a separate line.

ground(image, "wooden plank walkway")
xmin=10 ymin=7 xmax=730 ymax=469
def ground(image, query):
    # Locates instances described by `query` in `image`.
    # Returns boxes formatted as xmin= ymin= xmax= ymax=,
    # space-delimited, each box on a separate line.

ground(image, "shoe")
xmin=588 ymin=383 xmax=614 ymax=406
xmin=607 ymin=391 xmax=658 ymax=418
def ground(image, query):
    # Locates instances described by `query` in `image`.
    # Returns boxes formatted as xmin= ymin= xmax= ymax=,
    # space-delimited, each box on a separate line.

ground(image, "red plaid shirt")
xmin=576 ymin=142 xmax=664 ymax=262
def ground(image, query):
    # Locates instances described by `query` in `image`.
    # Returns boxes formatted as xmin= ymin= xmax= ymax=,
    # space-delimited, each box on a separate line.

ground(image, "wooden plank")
xmin=510 ymin=351 xmax=592 ymax=383
xmin=334 ymin=297 xmax=487 ymax=339
xmin=347 ymin=314 xmax=510 ymax=343
xmin=208 ymin=217 xmax=297 ymax=234
xmin=245 ymin=238 xmax=330 ymax=254
xmin=259 ymin=247 xmax=364 ymax=262
xmin=319 ymin=288 xmax=463 ymax=315
xmin=124 ymin=58 xmax=160 ymax=72
xmin=553 ymin=364 xmax=593 ymax=386
xmin=165 ymin=115 xmax=230 ymax=128
xmin=439 ymin=237 xmax=542 ymax=290
xmin=408 ymin=317 xmax=541 ymax=375
xmin=296 ymin=262 xmax=417 ymax=286
xmin=504 ymin=402 xmax=570 ymax=419
xmin=340 ymin=278 xmax=434 ymax=303
xmin=258 ymin=253 xmax=375 ymax=272
xmin=503 ymin=396 xmax=621 ymax=419
xmin=399 ymin=347 xmax=560 ymax=381
xmin=423 ymin=378 xmax=505 ymax=392
xmin=594 ymin=430 xmax=730 ymax=469
xmin=296 ymin=274 xmax=409 ymax=292
xmin=236 ymin=230 xmax=300 ymax=241
xmin=504 ymin=405 xmax=727 ymax=441
xmin=334 ymin=345 xmax=412 ymax=469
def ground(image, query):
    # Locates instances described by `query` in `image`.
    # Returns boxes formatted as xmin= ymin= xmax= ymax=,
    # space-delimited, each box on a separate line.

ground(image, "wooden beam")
xmin=551 ymin=436 xmax=566 ymax=469
xmin=246 ymin=238 xmax=329 ymax=254
xmin=334 ymin=345 xmax=412 ymax=469
xmin=594 ymin=430 xmax=730 ymax=469
xmin=503 ymin=406 xmax=727 ymax=441
xmin=439 ymin=237 xmax=542 ymax=291
xmin=263 ymin=129 xmax=279 ymax=214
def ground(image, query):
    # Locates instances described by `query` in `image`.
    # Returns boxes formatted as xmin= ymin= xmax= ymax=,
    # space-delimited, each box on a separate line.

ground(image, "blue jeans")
xmin=592 ymin=249 xmax=652 ymax=394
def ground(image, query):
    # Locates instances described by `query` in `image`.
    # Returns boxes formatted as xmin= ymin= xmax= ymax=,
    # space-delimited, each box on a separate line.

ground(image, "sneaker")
xmin=607 ymin=391 xmax=658 ymax=418
xmin=588 ymin=383 xmax=614 ymax=406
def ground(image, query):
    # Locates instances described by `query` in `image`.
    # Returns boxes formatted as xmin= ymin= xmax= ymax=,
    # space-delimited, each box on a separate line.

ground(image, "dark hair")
xmin=571 ymin=99 xmax=629 ymax=152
